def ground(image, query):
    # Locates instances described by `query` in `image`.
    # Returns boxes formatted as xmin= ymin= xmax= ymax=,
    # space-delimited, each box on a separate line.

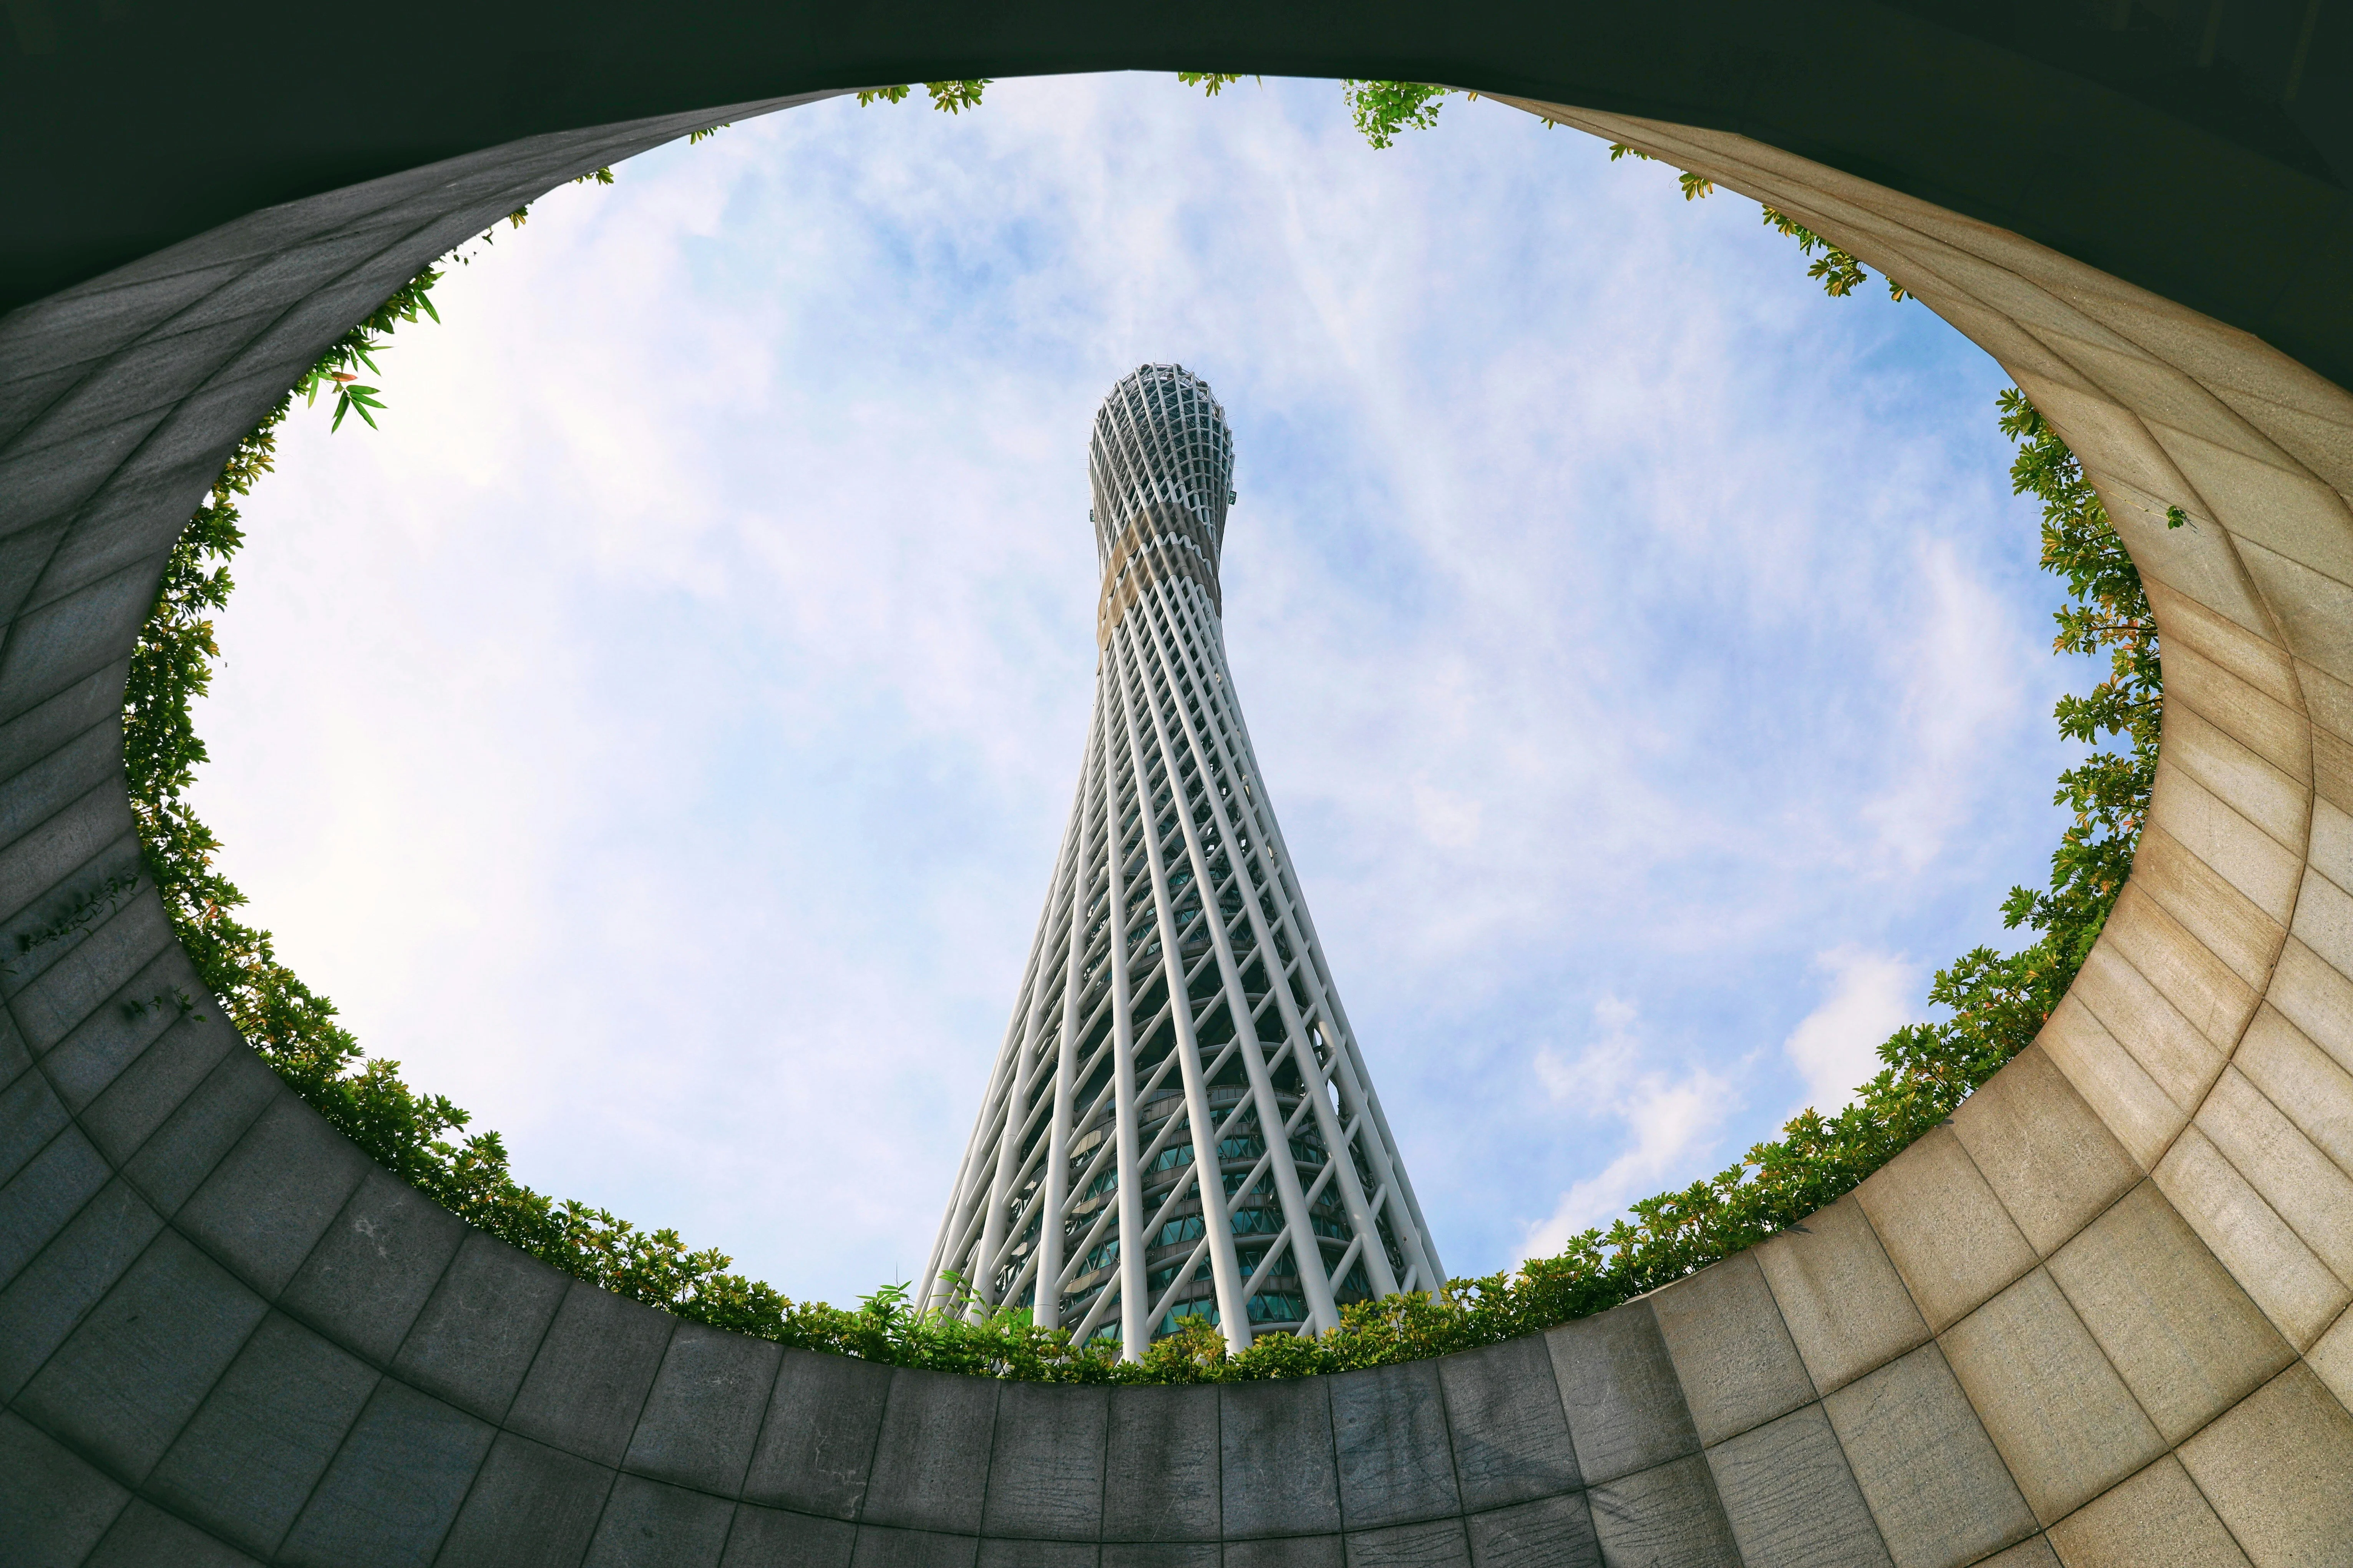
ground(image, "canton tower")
xmin=919 ymin=365 xmax=1444 ymax=1355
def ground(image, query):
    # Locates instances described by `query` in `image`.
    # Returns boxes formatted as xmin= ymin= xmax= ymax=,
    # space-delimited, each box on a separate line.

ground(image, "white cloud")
xmin=1860 ymin=537 xmax=2031 ymax=872
xmin=1519 ymin=999 xmax=1736 ymax=1260
xmin=1782 ymin=946 xmax=1922 ymax=1113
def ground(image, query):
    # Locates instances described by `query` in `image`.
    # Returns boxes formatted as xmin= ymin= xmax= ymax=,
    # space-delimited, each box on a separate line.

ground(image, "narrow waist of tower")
xmin=1097 ymin=502 xmax=1222 ymax=648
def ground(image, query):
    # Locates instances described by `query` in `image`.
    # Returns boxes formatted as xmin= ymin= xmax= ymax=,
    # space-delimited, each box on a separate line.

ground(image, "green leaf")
xmin=1340 ymin=80 xmax=1450 ymax=149
xmin=1177 ymin=72 xmax=1247 ymax=97
xmin=924 ymin=79 xmax=989 ymax=114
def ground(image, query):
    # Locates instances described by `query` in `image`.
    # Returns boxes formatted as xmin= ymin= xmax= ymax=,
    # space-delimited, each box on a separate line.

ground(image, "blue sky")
xmin=194 ymin=75 xmax=2087 ymax=1303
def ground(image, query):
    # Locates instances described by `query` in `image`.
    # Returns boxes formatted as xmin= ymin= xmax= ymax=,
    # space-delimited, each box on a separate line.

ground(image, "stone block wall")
xmin=4 ymin=86 xmax=2352 ymax=1567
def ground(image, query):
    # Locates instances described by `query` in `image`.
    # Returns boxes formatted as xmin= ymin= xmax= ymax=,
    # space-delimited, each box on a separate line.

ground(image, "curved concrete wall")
xmin=4 ymin=90 xmax=2353 ymax=1568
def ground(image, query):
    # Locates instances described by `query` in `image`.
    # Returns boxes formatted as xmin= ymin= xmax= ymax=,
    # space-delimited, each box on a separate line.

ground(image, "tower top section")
xmin=1090 ymin=365 xmax=1236 ymax=646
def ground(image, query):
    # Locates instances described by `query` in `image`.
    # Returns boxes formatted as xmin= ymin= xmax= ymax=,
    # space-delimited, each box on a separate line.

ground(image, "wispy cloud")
xmin=1520 ymin=998 xmax=1737 ymax=1260
xmin=1782 ymin=946 xmax=1922 ymax=1114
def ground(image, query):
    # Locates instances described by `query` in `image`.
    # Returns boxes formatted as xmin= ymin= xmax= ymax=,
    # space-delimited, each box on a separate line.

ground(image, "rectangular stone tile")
xmin=2308 ymin=796 xmax=2353 ymax=894
xmin=278 ymin=1379 xmax=495 ymax=1568
xmin=1854 ymin=1127 xmax=2035 ymax=1333
xmin=2204 ymin=379 xmax=2353 ymax=496
xmin=0 ymin=1407 xmax=131 ymax=1568
xmin=1583 ymin=1454 xmax=1737 ymax=1567
xmin=1222 ymin=1538 xmax=1342 ymax=1568
xmin=1436 ymin=1331 xmax=1578 ymax=1510
xmin=2069 ymin=943 xmax=2226 ymax=1114
xmin=0 ymin=1008 xmax=29 ymax=1087
xmin=1939 ymin=1268 xmax=2165 ymax=1524
xmin=0 ymin=793 xmax=138 ymax=940
xmin=742 ymin=1349 xmax=893 ymax=1520
xmin=505 ymin=1281 xmax=676 ymax=1468
xmin=2127 ymin=828 xmax=2288 ymax=993
xmin=2104 ymin=873 xmax=2268 ymax=1046
xmin=17 ymin=1227 xmax=267 ymax=1481
xmin=436 ymin=1432 xmax=616 ymax=1568
xmin=2196 ymin=1066 xmax=2353 ymax=1280
xmin=1704 ymin=1402 xmax=1890 ymax=1568
xmin=1331 ymin=1358 xmax=1459 ymax=1529
xmin=1951 ymin=1045 xmax=2142 ymax=1256
xmin=863 ymin=1366 xmax=999 ymax=1535
xmin=2063 ymin=335 xmax=2275 ymax=466
xmin=1 ymin=872 xmax=159 ymax=1016
xmin=1344 ymin=1517 xmax=1469 ymax=1567
xmin=0 ymin=828 xmax=148 ymax=956
xmin=2268 ymin=938 xmax=2353 ymax=1076
xmin=1822 ymin=1344 xmax=2036 ymax=1568
xmin=0 ymin=1122 xmax=107 ymax=1288
xmin=2318 ymin=726 xmax=2353 ymax=818
xmin=0 ymin=360 xmax=91 ymax=447
xmin=720 ymin=1504 xmax=855 ymax=1568
xmin=0 ymin=663 xmax=127 ymax=800
xmin=2154 ymin=401 xmax=2353 ymax=547
xmin=2035 ymin=994 xmax=2184 ymax=1171
xmin=2289 ymin=864 xmax=2353 ymax=985
xmin=583 ymin=1473 xmax=735 ymax=1568
xmin=0 ymin=713 xmax=123 ymax=857
xmin=35 ymin=470 xmax=228 ymax=613
xmin=1652 ymin=1251 xmax=1816 ymax=1445
xmin=7 ymin=888 xmax=170 ymax=1051
xmin=0 ymin=1174 xmax=162 ymax=1398
xmin=8 ymin=317 xmax=247 ymax=462
xmin=2230 ymin=528 xmax=2353 ymax=683
xmin=0 ymin=1051 xmax=66 ymax=1183
xmin=2179 ymin=1365 xmax=2353 ymax=1568
xmin=976 ymin=1540 xmax=1096 ymax=1568
xmin=0 ymin=664 xmax=114 ymax=789
xmin=143 ymin=1311 xmax=379 ymax=1556
xmin=1103 ymin=1382 xmax=1218 ymax=1540
xmin=1971 ymin=1539 xmax=2058 ymax=1568
xmin=848 ymin=1524 xmax=980 ymax=1568
xmin=2144 ymin=580 xmax=2303 ymax=714
xmin=2157 ymin=699 xmax=2309 ymax=858
xmin=982 ymin=1381 xmax=1106 ymax=1541
xmin=119 ymin=1046 xmax=278 ymax=1215
xmin=623 ymin=1320 xmax=780 ymax=1498
xmin=279 ymin=1167 xmax=467 ymax=1366
xmin=392 ymin=1233 xmax=571 ymax=1424
xmin=2233 ymin=1004 xmax=2353 ymax=1181
xmin=1753 ymin=1195 xmax=1931 ymax=1397
xmin=2306 ymin=1296 xmax=2353 ymax=1409
xmin=1099 ymin=1546 xmax=1217 ymax=1568
xmin=1547 ymin=1299 xmax=1700 ymax=1485
xmin=2310 ymin=649 xmax=2353 ymax=740
xmin=2045 ymin=1455 xmax=2251 ymax=1568
xmin=32 ymin=949 xmax=179 ymax=1114
xmin=1461 ymin=1491 xmax=1601 ymax=1568
xmin=2047 ymin=1180 xmax=2295 ymax=1444
xmin=1222 ymin=1378 xmax=1340 ymax=1537
xmin=76 ymin=1006 xmax=236 ymax=1168
xmin=173 ymin=1091 xmax=372 ymax=1299
xmin=2155 ymin=1126 xmax=2348 ymax=1347
xmin=85 ymin=1498 xmax=265 ymax=1568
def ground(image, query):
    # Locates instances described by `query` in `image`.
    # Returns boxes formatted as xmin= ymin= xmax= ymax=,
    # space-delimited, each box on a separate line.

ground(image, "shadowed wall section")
xmin=5 ymin=80 xmax=2353 ymax=1568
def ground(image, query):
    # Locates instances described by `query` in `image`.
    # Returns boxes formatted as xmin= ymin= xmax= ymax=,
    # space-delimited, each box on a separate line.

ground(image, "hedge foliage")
xmin=113 ymin=104 xmax=2158 ymax=1382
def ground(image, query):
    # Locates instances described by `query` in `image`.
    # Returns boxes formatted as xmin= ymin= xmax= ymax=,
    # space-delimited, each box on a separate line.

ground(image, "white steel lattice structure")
xmin=920 ymin=365 xmax=1445 ymax=1356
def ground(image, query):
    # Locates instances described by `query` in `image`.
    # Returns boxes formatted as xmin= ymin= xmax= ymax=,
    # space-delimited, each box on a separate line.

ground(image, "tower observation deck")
xmin=920 ymin=365 xmax=1445 ymax=1355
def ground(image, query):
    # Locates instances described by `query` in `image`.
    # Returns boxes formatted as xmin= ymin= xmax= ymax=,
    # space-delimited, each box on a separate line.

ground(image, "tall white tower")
xmin=921 ymin=365 xmax=1444 ymax=1356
